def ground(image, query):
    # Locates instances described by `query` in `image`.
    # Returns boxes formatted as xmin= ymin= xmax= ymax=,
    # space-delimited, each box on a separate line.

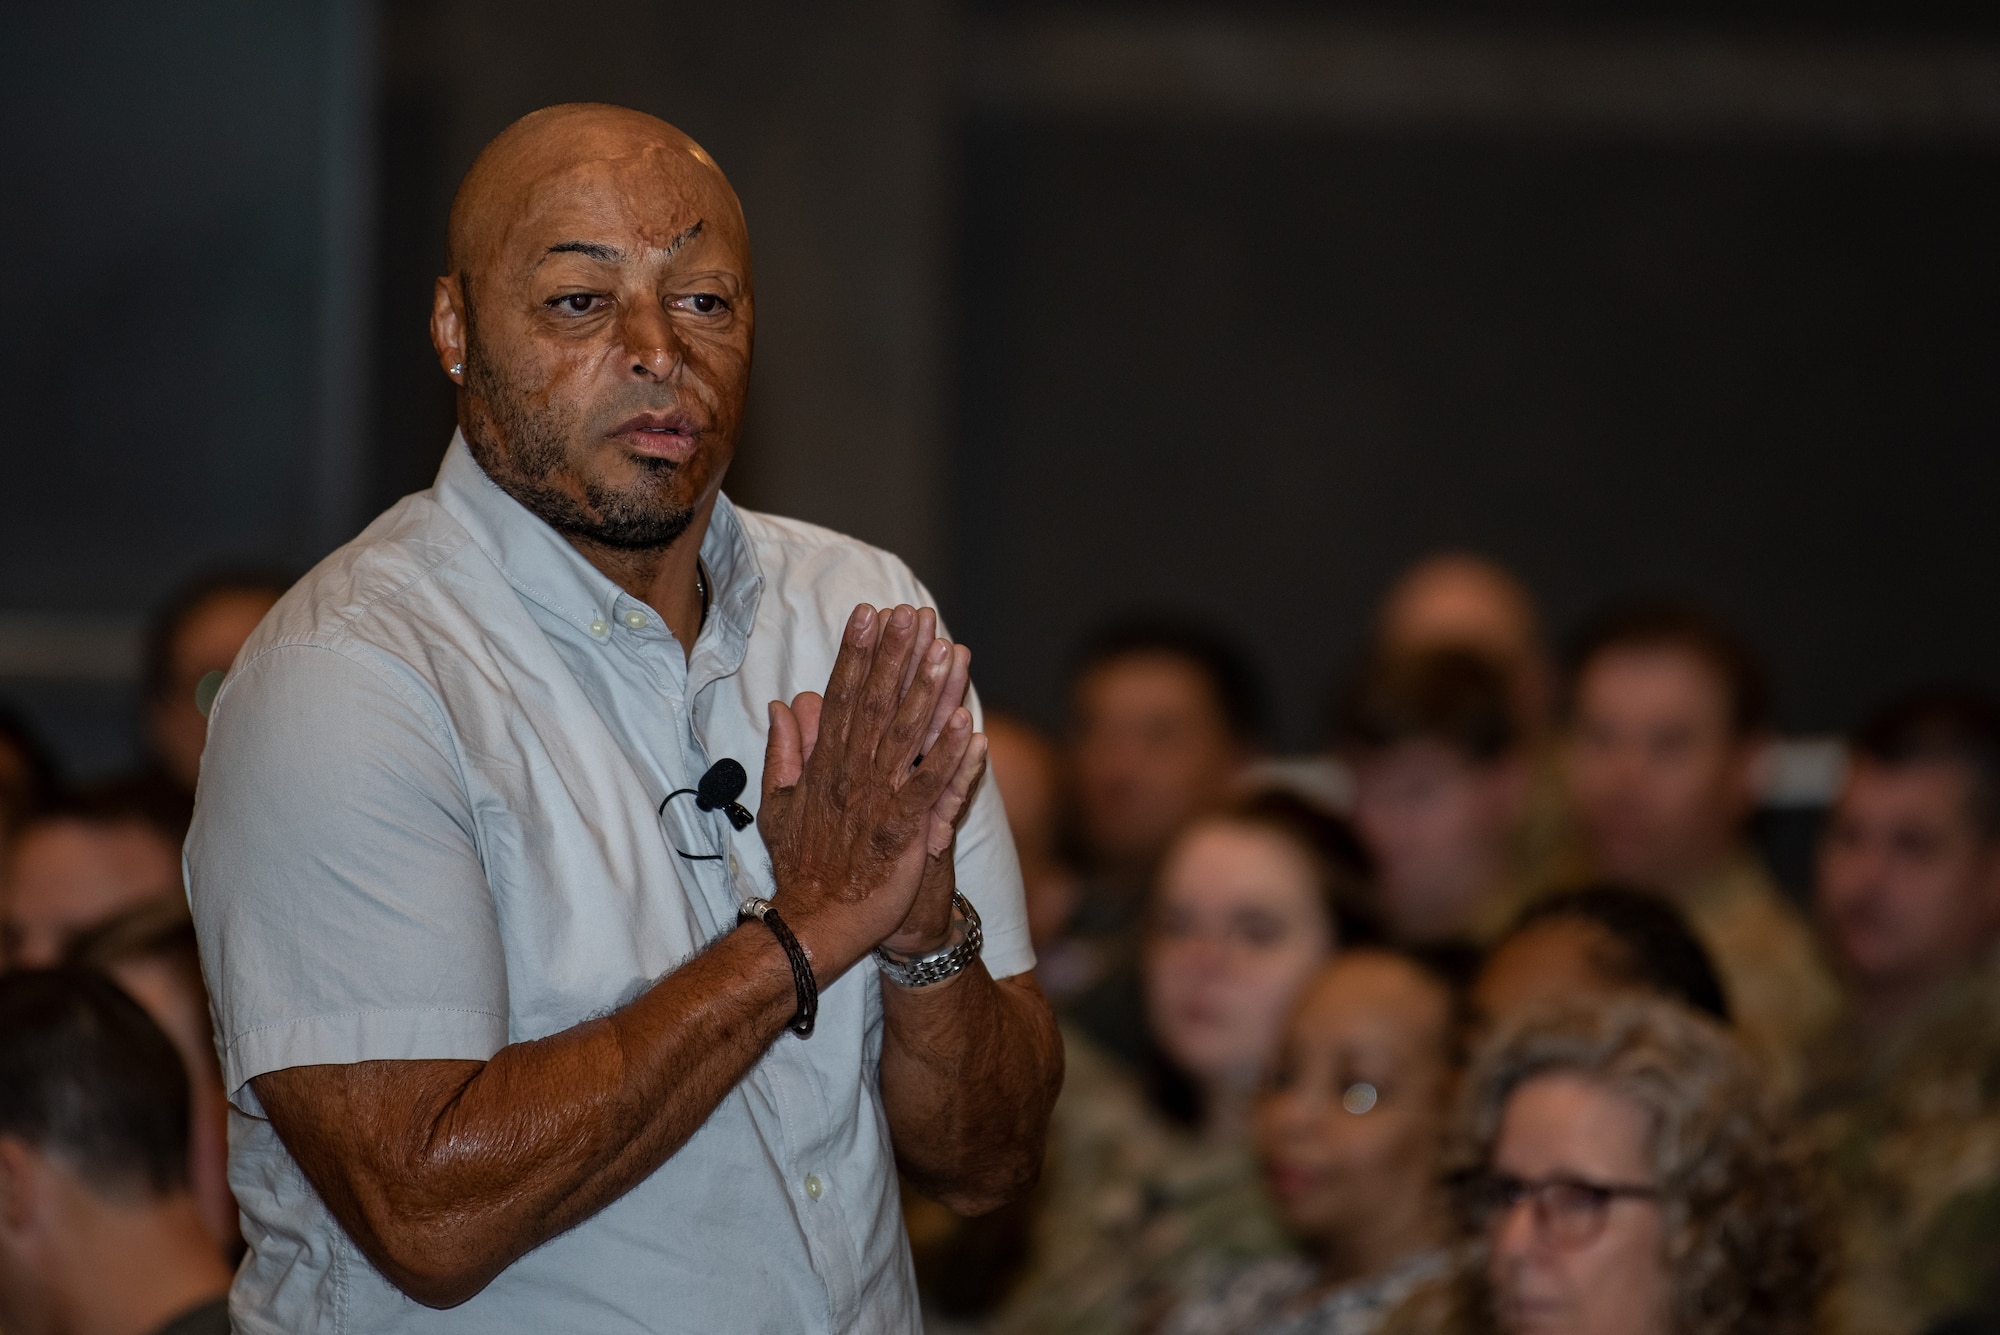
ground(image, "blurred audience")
xmin=906 ymin=712 xmax=1079 ymax=1325
xmin=1469 ymin=886 xmax=1729 ymax=1040
xmin=1062 ymin=619 xmax=1265 ymax=1064
xmin=140 ymin=571 xmax=287 ymax=806
xmin=1164 ymin=948 xmax=1464 ymax=1335
xmin=1 ymin=782 xmax=186 ymax=970
xmin=1561 ymin=599 xmax=1839 ymax=1096
xmin=986 ymin=712 xmax=1086 ymax=994
xmin=0 ymin=968 xmax=231 ymax=1335
xmin=1339 ymin=650 xmax=1532 ymax=944
xmin=992 ymin=789 xmax=1370 ymax=1335
xmin=69 ymin=900 xmax=238 ymax=1257
xmin=0 ymin=707 xmax=59 ymax=849
xmin=1407 ymin=999 xmax=1827 ymax=1335
xmin=1807 ymin=688 xmax=2000 ymax=1334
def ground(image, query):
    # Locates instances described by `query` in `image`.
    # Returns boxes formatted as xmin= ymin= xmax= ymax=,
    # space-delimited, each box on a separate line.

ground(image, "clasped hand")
xmin=758 ymin=604 xmax=988 ymax=981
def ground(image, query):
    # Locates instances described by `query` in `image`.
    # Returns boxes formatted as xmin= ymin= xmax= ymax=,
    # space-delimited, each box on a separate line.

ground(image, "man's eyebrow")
xmin=545 ymin=241 xmax=622 ymax=262
xmin=541 ymin=223 xmax=704 ymax=266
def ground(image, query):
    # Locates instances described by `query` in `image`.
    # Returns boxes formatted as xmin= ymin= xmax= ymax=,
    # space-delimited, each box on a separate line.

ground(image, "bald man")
xmin=1376 ymin=551 xmax=1552 ymax=738
xmin=1372 ymin=552 xmax=1585 ymax=919
xmin=187 ymin=104 xmax=1060 ymax=1334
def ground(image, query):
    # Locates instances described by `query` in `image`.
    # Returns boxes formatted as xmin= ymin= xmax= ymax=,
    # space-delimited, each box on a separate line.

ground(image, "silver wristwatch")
xmin=874 ymin=892 xmax=984 ymax=988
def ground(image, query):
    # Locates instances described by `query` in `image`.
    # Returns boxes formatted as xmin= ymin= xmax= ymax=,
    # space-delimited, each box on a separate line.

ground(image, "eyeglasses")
xmin=1456 ymin=1172 xmax=1661 ymax=1248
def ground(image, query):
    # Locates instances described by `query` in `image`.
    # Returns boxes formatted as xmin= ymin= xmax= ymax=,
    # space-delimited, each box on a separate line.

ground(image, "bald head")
xmin=446 ymin=104 xmax=748 ymax=297
xmin=1378 ymin=553 xmax=1551 ymax=734
xmin=431 ymin=104 xmax=757 ymax=568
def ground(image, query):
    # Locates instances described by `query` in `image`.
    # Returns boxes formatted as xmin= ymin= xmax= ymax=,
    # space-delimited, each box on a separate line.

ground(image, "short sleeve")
xmin=187 ymin=642 xmax=508 ymax=1109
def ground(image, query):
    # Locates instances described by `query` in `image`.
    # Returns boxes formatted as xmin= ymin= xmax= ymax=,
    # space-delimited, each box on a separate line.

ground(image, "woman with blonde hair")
xmin=1403 ymin=997 xmax=1828 ymax=1335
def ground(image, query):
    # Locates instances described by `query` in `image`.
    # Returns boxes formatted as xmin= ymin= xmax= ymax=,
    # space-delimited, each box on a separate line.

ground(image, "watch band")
xmin=874 ymin=892 xmax=984 ymax=989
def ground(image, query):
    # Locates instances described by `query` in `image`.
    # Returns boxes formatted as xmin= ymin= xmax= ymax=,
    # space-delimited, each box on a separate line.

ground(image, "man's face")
xmin=442 ymin=131 xmax=754 ymax=553
xmin=0 ymin=820 xmax=180 ymax=968
xmin=1070 ymin=654 xmax=1242 ymax=871
xmin=1564 ymin=647 xmax=1759 ymax=892
xmin=1818 ymin=759 xmax=2000 ymax=996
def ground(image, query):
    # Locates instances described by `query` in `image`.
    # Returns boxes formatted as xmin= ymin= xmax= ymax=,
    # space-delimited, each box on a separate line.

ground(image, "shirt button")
xmin=587 ymin=618 xmax=609 ymax=639
xmin=805 ymin=1174 xmax=824 ymax=1201
xmin=622 ymin=609 xmax=647 ymax=629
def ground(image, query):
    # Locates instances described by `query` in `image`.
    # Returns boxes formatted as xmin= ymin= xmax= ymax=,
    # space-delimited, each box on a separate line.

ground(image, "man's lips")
xmin=610 ymin=410 xmax=701 ymax=462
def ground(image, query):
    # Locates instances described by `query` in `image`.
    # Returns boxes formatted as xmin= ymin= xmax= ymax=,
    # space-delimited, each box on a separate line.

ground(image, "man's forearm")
xmin=881 ymin=967 xmax=1064 ymax=1215
xmin=255 ymin=923 xmax=799 ymax=1307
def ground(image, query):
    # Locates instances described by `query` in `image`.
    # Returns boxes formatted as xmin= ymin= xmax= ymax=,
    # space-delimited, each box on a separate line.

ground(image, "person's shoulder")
xmin=731 ymin=503 xmax=928 ymax=604
xmin=240 ymin=491 xmax=483 ymax=666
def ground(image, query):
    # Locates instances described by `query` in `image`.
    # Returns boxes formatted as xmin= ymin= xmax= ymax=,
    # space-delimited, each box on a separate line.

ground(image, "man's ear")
xmin=431 ymin=273 xmax=469 ymax=383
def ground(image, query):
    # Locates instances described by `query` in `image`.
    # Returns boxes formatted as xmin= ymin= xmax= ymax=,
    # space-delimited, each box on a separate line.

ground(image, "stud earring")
xmin=450 ymin=362 xmax=465 ymax=376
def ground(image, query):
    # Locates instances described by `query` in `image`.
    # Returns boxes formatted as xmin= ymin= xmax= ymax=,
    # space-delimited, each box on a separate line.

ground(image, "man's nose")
xmin=620 ymin=301 xmax=683 ymax=381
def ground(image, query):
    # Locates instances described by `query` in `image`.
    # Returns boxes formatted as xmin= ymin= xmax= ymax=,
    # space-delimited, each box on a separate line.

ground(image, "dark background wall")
xmin=3 ymin=0 xmax=1997 ymax=773
xmin=954 ymin=124 xmax=2000 ymax=743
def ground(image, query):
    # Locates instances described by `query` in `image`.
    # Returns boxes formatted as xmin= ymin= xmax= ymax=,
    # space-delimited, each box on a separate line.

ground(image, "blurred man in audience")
xmin=1 ymin=783 xmax=184 ymax=969
xmin=1469 ymin=884 xmax=1731 ymax=1040
xmin=140 ymin=571 xmax=287 ymax=807
xmin=1562 ymin=600 xmax=1839 ymax=1095
xmin=0 ymin=969 xmax=232 ymax=1335
xmin=70 ymin=901 xmax=238 ymax=1256
xmin=1372 ymin=552 xmax=1581 ymax=902
xmin=1809 ymin=688 xmax=2000 ymax=1334
xmin=1063 ymin=619 xmax=1264 ymax=1063
xmin=1375 ymin=552 xmax=1553 ymax=742
xmin=1340 ymin=649 xmax=1533 ymax=944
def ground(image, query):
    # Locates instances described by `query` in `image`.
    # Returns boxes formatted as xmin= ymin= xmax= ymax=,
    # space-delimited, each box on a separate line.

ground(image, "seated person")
xmin=1808 ymin=688 xmax=2000 ymax=1334
xmin=1 ymin=782 xmax=185 ymax=969
xmin=993 ymin=789 xmax=1372 ymax=1335
xmin=1470 ymin=885 xmax=1730 ymax=1039
xmin=1164 ymin=947 xmax=1464 ymax=1335
xmin=1339 ymin=649 xmax=1533 ymax=944
xmin=0 ymin=968 xmax=232 ymax=1335
xmin=69 ymin=900 xmax=239 ymax=1257
xmin=1372 ymin=554 xmax=1581 ymax=899
xmin=1560 ymin=599 xmax=1839 ymax=1096
xmin=1414 ymin=998 xmax=1827 ymax=1335
xmin=1063 ymin=618 xmax=1266 ymax=1064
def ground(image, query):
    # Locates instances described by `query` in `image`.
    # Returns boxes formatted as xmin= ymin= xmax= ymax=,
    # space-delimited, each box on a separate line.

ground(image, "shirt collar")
xmin=432 ymin=430 xmax=763 ymax=672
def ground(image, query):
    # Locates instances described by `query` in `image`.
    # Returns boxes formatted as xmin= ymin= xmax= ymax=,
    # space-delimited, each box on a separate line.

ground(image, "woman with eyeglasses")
xmin=1162 ymin=946 xmax=1467 ymax=1335
xmin=1405 ymin=998 xmax=1829 ymax=1335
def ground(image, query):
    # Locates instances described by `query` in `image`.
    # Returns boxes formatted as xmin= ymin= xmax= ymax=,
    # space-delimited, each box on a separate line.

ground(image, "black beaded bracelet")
xmin=739 ymin=898 xmax=817 ymax=1038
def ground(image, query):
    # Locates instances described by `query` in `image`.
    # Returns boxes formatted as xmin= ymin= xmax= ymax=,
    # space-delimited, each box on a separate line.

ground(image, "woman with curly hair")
xmin=1400 ymin=997 xmax=1829 ymax=1335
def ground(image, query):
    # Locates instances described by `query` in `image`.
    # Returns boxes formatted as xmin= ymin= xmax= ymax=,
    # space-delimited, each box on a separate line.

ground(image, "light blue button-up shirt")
xmin=187 ymin=435 xmax=1033 ymax=1335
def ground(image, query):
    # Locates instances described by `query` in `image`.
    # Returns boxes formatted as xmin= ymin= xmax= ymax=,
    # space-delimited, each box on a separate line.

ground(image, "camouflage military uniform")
xmin=1809 ymin=950 xmax=2000 ymax=1334
xmin=1680 ymin=854 xmax=1843 ymax=1102
xmin=987 ymin=1025 xmax=1292 ymax=1335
